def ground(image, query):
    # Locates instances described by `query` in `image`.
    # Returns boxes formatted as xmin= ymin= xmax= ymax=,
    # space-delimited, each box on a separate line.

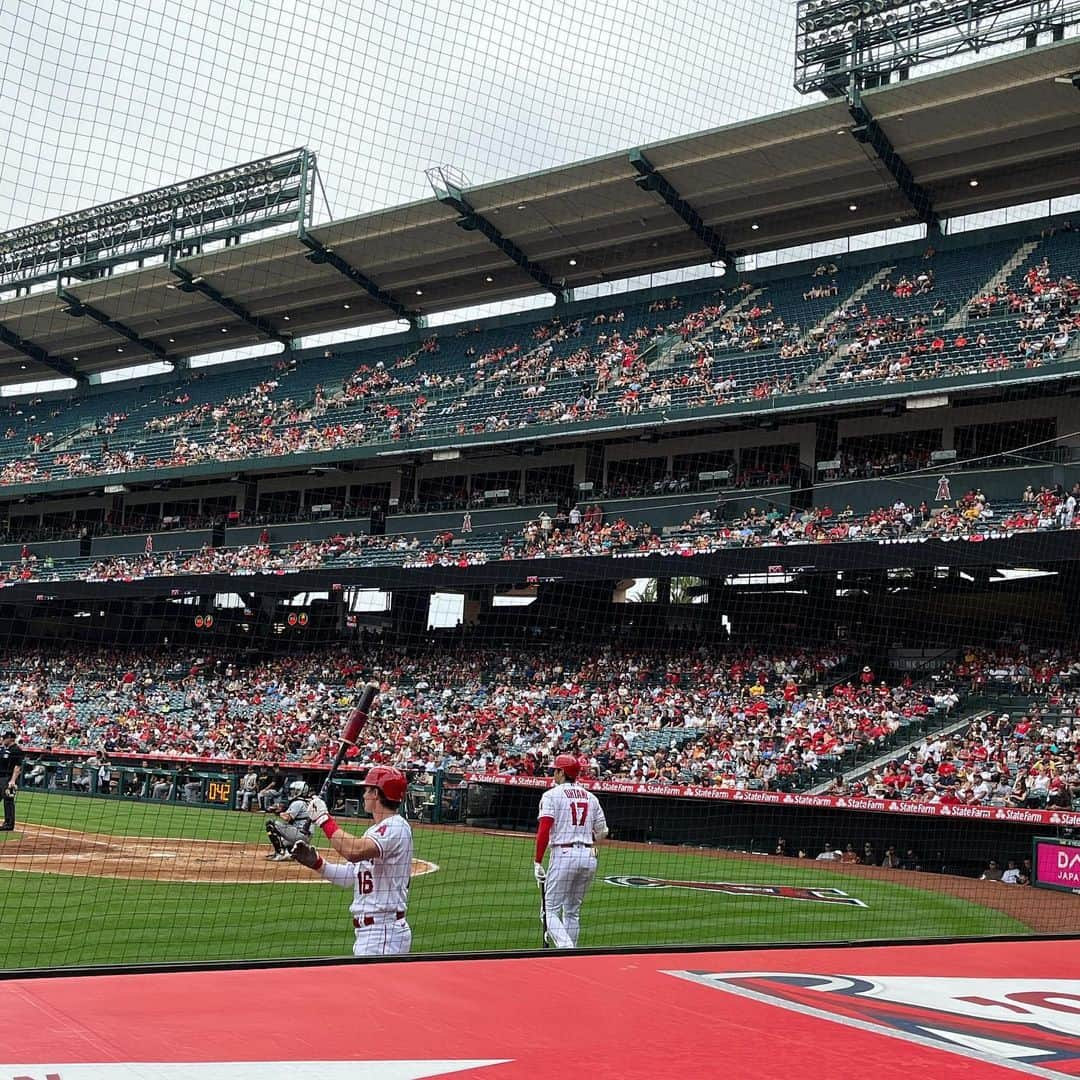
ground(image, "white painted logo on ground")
xmin=0 ymin=1060 xmax=510 ymax=1080
xmin=664 ymin=972 xmax=1080 ymax=1078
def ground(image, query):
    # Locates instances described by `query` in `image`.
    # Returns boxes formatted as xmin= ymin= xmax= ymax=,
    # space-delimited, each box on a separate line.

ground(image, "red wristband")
xmin=321 ymin=817 xmax=339 ymax=839
xmin=314 ymin=855 xmax=325 ymax=871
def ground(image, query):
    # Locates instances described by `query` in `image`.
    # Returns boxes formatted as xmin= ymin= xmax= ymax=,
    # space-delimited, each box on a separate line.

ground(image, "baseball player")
xmin=533 ymin=753 xmax=608 ymax=949
xmin=0 ymin=730 xmax=23 ymax=831
xmin=294 ymin=766 xmax=413 ymax=956
xmin=264 ymin=780 xmax=314 ymax=861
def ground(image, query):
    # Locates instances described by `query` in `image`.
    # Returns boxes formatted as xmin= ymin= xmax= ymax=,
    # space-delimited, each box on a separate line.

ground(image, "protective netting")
xmin=0 ymin=0 xmax=1079 ymax=968
xmin=0 ymin=0 xmax=798 ymax=228
xmin=0 ymin=522 xmax=1077 ymax=972
xmin=0 ymin=215 xmax=1077 ymax=968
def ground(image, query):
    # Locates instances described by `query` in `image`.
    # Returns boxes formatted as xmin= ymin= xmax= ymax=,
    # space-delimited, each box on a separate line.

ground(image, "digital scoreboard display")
xmin=1032 ymin=836 xmax=1080 ymax=895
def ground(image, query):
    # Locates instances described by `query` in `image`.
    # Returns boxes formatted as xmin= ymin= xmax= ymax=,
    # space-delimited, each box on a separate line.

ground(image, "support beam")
xmin=848 ymin=92 xmax=940 ymax=232
xmin=629 ymin=149 xmax=732 ymax=268
xmin=0 ymin=321 xmax=85 ymax=382
xmin=435 ymin=186 xmax=562 ymax=296
xmin=168 ymin=261 xmax=290 ymax=346
xmin=298 ymin=230 xmax=415 ymax=321
xmin=58 ymin=290 xmax=173 ymax=367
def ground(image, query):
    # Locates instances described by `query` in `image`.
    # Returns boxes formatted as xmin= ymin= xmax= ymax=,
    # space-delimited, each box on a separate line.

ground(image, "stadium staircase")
xmin=944 ymin=238 xmax=1040 ymax=330
xmin=798 ymin=264 xmax=896 ymax=389
xmin=816 ymin=236 xmax=1053 ymax=393
xmin=807 ymin=695 xmax=992 ymax=794
xmin=817 ymin=688 xmax=1080 ymax=810
xmin=650 ymin=285 xmax=765 ymax=372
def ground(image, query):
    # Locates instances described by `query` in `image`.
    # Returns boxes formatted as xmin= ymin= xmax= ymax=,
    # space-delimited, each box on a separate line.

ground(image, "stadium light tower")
xmin=794 ymin=0 xmax=1080 ymax=97
xmin=0 ymin=149 xmax=316 ymax=296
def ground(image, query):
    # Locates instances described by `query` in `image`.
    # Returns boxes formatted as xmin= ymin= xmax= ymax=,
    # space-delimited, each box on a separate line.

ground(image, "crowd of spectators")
xmin=2 ymin=480 xmax=1076 ymax=587
xmin=822 ymin=254 xmax=1077 ymax=390
xmin=0 ymin=243 xmax=1072 ymax=494
xmin=0 ymin=644 xmax=954 ymax=793
xmin=826 ymin=648 xmax=1080 ymax=809
xmin=0 ymin=297 xmax=741 ymax=490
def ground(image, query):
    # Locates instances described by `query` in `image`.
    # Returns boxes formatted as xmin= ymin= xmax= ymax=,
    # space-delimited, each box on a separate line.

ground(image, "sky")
xmin=0 ymin=0 xmax=1075 ymax=391
xmin=0 ymin=0 xmax=803 ymax=230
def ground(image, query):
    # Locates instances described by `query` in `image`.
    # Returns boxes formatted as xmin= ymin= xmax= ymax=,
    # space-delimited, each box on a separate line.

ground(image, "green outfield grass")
xmin=0 ymin=792 xmax=1030 ymax=971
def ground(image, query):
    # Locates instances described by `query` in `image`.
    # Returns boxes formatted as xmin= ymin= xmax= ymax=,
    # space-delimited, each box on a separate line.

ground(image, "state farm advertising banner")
xmin=463 ymin=772 xmax=1080 ymax=830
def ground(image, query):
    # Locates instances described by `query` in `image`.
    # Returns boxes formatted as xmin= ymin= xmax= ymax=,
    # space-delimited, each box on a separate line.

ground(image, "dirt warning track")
xmin=0 ymin=824 xmax=438 ymax=884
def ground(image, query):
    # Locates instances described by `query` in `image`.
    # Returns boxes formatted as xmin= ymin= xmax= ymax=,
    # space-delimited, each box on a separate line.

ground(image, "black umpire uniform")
xmin=0 ymin=730 xmax=24 ymax=830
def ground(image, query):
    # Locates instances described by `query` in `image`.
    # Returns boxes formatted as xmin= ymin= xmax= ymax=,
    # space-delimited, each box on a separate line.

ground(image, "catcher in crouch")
xmin=264 ymin=780 xmax=314 ymax=861
xmin=290 ymin=766 xmax=414 ymax=957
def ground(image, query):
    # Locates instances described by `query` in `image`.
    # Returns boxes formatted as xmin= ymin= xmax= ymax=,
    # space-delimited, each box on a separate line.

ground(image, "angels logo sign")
xmin=603 ymin=875 xmax=867 ymax=907
xmin=664 ymin=972 xmax=1080 ymax=1076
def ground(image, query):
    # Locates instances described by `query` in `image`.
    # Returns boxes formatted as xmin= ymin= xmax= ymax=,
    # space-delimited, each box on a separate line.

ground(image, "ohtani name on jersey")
xmin=603 ymin=875 xmax=867 ymax=907
xmin=560 ymin=787 xmax=588 ymax=798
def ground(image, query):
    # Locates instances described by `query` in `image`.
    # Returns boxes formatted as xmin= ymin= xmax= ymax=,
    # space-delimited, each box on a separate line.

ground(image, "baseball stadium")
xmin=1 ymin=0 xmax=1080 ymax=1075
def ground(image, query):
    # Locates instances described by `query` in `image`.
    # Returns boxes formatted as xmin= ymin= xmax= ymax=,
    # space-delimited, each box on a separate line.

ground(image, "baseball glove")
xmin=265 ymin=818 xmax=307 ymax=852
xmin=289 ymin=839 xmax=322 ymax=869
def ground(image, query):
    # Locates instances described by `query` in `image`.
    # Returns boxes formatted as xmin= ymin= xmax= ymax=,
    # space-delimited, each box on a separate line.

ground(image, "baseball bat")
xmin=540 ymin=878 xmax=550 ymax=949
xmin=318 ymin=682 xmax=379 ymax=802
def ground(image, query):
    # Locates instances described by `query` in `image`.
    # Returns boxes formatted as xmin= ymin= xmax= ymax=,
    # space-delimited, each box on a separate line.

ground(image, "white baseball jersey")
xmin=539 ymin=783 xmax=607 ymax=846
xmin=321 ymin=813 xmax=413 ymax=919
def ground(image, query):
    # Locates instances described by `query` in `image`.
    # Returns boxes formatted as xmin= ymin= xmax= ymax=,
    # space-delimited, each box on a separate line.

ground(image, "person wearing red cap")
xmin=533 ymin=753 xmax=608 ymax=948
xmin=299 ymin=766 xmax=413 ymax=956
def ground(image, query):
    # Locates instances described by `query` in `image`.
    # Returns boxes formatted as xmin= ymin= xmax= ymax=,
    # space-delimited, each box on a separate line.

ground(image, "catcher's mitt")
xmin=265 ymin=818 xmax=307 ymax=852
xmin=288 ymin=839 xmax=322 ymax=869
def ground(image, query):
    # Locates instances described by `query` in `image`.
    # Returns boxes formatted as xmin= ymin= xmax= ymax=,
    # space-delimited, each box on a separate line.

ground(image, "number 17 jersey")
xmin=539 ymin=782 xmax=607 ymax=844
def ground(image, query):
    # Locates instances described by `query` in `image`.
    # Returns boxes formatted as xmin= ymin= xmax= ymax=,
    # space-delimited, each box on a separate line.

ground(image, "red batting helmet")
xmin=364 ymin=766 xmax=407 ymax=802
xmin=554 ymin=754 xmax=580 ymax=781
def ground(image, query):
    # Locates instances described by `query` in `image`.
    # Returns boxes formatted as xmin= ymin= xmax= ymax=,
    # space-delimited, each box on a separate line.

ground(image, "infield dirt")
xmin=0 ymin=824 xmax=437 ymax=884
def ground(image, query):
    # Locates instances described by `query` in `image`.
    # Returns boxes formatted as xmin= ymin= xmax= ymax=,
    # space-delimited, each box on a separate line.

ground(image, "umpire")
xmin=0 ymin=729 xmax=23 ymax=831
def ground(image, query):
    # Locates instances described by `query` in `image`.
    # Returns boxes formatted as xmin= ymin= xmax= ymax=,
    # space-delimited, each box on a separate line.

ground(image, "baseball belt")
xmin=353 ymin=912 xmax=406 ymax=927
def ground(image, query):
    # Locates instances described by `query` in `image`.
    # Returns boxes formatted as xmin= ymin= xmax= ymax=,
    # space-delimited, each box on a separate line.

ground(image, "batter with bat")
xmin=533 ymin=753 xmax=608 ymax=949
xmin=285 ymin=684 xmax=415 ymax=956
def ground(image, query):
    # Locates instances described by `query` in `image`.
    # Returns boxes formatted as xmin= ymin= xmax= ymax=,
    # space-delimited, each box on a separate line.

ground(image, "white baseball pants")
xmin=542 ymin=846 xmax=596 ymax=949
xmin=353 ymin=918 xmax=412 ymax=956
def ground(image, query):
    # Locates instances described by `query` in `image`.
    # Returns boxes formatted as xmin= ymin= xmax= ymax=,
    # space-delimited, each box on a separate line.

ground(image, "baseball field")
xmin=0 ymin=791 xmax=1060 ymax=971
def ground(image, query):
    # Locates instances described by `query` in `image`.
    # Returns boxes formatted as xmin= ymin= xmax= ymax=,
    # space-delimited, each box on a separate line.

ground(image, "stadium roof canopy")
xmin=1 ymin=39 xmax=1078 ymax=387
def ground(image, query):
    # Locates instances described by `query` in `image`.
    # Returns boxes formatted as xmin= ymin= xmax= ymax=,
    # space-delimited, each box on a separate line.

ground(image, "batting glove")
xmin=306 ymin=795 xmax=330 ymax=826
xmin=4 ymin=785 xmax=14 ymax=798
xmin=533 ymin=861 xmax=546 ymax=886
